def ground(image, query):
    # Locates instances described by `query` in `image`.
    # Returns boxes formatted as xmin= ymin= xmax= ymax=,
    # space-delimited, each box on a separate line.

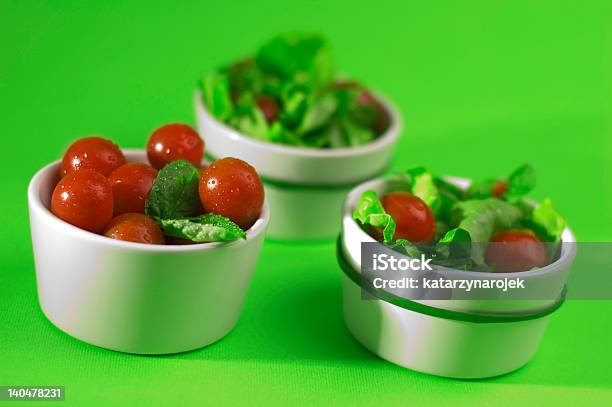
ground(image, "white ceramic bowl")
xmin=28 ymin=150 xmax=269 ymax=354
xmin=339 ymin=175 xmax=576 ymax=378
xmin=195 ymin=90 xmax=402 ymax=240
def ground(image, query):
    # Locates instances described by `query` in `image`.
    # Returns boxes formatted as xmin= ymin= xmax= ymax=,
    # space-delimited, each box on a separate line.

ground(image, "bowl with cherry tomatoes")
xmin=28 ymin=124 xmax=269 ymax=354
xmin=338 ymin=166 xmax=576 ymax=378
xmin=195 ymin=33 xmax=402 ymax=240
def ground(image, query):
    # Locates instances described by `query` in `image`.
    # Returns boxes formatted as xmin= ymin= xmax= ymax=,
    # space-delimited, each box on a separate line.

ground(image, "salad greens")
xmin=353 ymin=165 xmax=568 ymax=272
xmin=200 ymin=32 xmax=389 ymax=148
xmin=145 ymin=160 xmax=246 ymax=243
xmin=353 ymin=190 xmax=396 ymax=243
xmin=405 ymin=166 xmax=441 ymax=215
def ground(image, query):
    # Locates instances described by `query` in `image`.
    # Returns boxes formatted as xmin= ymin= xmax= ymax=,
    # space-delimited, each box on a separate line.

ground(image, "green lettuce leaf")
xmin=451 ymin=198 xmax=523 ymax=264
xmin=225 ymin=58 xmax=263 ymax=96
xmin=255 ymin=32 xmax=334 ymax=89
xmin=353 ymin=190 xmax=396 ymax=243
xmin=160 ymin=214 xmax=246 ymax=242
xmin=297 ymin=93 xmax=338 ymax=134
xmin=228 ymin=93 xmax=269 ymax=140
xmin=268 ymin=121 xmax=306 ymax=146
xmin=467 ymin=178 xmax=496 ymax=199
xmin=341 ymin=117 xmax=375 ymax=147
xmin=435 ymin=227 xmax=472 ymax=264
xmin=406 ymin=167 xmax=441 ymax=215
xmin=327 ymin=122 xmax=347 ymax=148
xmin=433 ymin=177 xmax=466 ymax=224
xmin=280 ymin=84 xmax=308 ymax=127
xmin=391 ymin=239 xmax=422 ymax=258
xmin=530 ymin=198 xmax=566 ymax=242
xmin=439 ymin=227 xmax=471 ymax=244
xmin=506 ymin=164 xmax=536 ymax=199
xmin=200 ymin=72 xmax=234 ymax=122
xmin=145 ymin=160 xmax=202 ymax=220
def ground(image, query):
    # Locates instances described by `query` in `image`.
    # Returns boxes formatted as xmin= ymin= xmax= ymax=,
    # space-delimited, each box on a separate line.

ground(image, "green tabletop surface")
xmin=1 ymin=1 xmax=611 ymax=405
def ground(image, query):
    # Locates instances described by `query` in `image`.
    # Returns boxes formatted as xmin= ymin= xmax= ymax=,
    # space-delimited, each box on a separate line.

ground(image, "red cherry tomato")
xmin=146 ymin=124 xmax=204 ymax=169
xmin=60 ymin=137 xmax=126 ymax=177
xmin=380 ymin=192 xmax=436 ymax=243
xmin=356 ymin=91 xmax=390 ymax=134
xmin=199 ymin=157 xmax=264 ymax=229
xmin=256 ymin=96 xmax=280 ymax=123
xmin=492 ymin=180 xmax=508 ymax=198
xmin=108 ymin=163 xmax=157 ymax=215
xmin=103 ymin=213 xmax=165 ymax=244
xmin=331 ymin=80 xmax=363 ymax=90
xmin=51 ymin=169 xmax=114 ymax=232
xmin=485 ymin=230 xmax=548 ymax=273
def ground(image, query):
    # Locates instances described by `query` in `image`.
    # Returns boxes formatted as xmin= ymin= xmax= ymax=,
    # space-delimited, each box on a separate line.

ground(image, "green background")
xmin=1 ymin=1 xmax=611 ymax=405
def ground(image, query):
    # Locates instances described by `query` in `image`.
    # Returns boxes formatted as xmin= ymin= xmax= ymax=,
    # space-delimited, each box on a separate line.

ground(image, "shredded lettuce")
xmin=530 ymin=198 xmax=566 ymax=242
xmin=352 ymin=165 xmax=568 ymax=272
xmin=255 ymin=32 xmax=334 ymax=89
xmin=200 ymin=72 xmax=234 ymax=122
xmin=451 ymin=199 xmax=523 ymax=264
xmin=406 ymin=167 xmax=441 ymax=215
xmin=202 ymin=33 xmax=387 ymax=149
xmin=228 ymin=93 xmax=269 ymax=140
xmin=352 ymin=190 xmax=396 ymax=243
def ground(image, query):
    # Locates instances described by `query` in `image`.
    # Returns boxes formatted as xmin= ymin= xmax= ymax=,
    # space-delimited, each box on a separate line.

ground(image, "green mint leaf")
xmin=160 ymin=214 xmax=247 ymax=243
xmin=353 ymin=190 xmax=396 ymax=243
xmin=145 ymin=160 xmax=202 ymax=220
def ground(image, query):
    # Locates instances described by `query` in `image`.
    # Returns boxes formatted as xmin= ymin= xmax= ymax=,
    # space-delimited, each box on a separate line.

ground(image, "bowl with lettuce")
xmin=338 ymin=165 xmax=576 ymax=378
xmin=195 ymin=32 xmax=401 ymax=240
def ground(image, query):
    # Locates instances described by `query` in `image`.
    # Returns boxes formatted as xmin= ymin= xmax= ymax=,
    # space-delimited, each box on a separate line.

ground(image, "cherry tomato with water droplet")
xmin=103 ymin=213 xmax=165 ymax=244
xmin=51 ymin=169 xmax=114 ymax=232
xmin=108 ymin=163 xmax=157 ymax=215
xmin=146 ymin=124 xmax=204 ymax=169
xmin=199 ymin=157 xmax=264 ymax=230
xmin=60 ymin=137 xmax=126 ymax=177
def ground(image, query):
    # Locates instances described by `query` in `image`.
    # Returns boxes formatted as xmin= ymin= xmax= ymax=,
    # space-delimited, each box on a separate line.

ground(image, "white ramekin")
xmin=28 ymin=150 xmax=269 ymax=354
xmin=195 ymin=90 xmax=402 ymax=240
xmin=339 ymin=175 xmax=576 ymax=378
